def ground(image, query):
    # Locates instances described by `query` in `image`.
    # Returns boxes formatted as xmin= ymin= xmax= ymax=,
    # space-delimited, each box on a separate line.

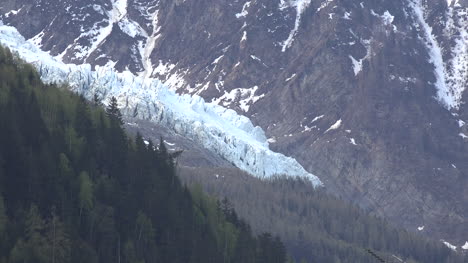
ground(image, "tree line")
xmin=0 ymin=45 xmax=287 ymax=263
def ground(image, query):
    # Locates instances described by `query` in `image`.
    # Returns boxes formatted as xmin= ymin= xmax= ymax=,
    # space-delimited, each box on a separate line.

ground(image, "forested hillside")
xmin=0 ymin=45 xmax=286 ymax=263
xmin=180 ymin=167 xmax=466 ymax=263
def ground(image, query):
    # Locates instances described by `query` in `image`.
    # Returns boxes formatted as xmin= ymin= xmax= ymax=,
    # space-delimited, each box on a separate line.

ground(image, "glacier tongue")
xmin=0 ymin=22 xmax=323 ymax=187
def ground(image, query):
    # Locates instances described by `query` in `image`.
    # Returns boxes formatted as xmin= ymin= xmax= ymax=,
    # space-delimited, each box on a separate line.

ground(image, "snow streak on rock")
xmin=140 ymin=10 xmax=161 ymax=79
xmin=443 ymin=5 xmax=468 ymax=109
xmin=236 ymin=1 xmax=251 ymax=18
xmin=280 ymin=0 xmax=313 ymax=52
xmin=442 ymin=240 xmax=457 ymax=251
xmin=316 ymin=0 xmax=334 ymax=12
xmin=76 ymin=0 xmax=129 ymax=60
xmin=408 ymin=0 xmax=467 ymax=110
xmin=408 ymin=0 xmax=449 ymax=108
xmin=349 ymin=55 xmax=362 ymax=76
xmin=325 ymin=119 xmax=342 ymax=133
xmin=213 ymin=86 xmax=265 ymax=112
xmin=349 ymin=38 xmax=371 ymax=77
xmin=0 ymin=23 xmax=322 ymax=187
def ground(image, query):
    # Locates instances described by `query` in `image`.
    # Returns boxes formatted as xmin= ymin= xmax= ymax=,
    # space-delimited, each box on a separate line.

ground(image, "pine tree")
xmin=0 ymin=195 xmax=6 ymax=236
xmin=106 ymin=96 xmax=123 ymax=126
xmin=78 ymin=172 xmax=94 ymax=221
xmin=92 ymin=93 xmax=103 ymax=107
xmin=75 ymin=97 xmax=94 ymax=138
xmin=46 ymin=209 xmax=71 ymax=263
xmin=10 ymin=205 xmax=48 ymax=263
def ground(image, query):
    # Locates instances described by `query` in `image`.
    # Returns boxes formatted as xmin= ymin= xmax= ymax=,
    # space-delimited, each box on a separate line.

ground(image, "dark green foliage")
xmin=106 ymin=96 xmax=123 ymax=125
xmin=0 ymin=45 xmax=284 ymax=263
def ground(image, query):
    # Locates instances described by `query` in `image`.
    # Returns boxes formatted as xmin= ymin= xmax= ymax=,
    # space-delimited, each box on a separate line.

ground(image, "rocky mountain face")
xmin=1 ymin=0 xmax=467 ymax=247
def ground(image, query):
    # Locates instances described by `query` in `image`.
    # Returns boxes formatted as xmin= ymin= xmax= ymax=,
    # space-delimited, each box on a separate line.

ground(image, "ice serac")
xmin=0 ymin=22 xmax=322 ymax=187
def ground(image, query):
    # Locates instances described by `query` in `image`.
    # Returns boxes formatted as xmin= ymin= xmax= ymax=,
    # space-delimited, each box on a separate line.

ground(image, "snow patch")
xmin=5 ymin=7 xmax=23 ymax=18
xmin=311 ymin=115 xmax=324 ymax=123
xmin=302 ymin=125 xmax=315 ymax=133
xmin=349 ymin=55 xmax=362 ymax=76
xmin=447 ymin=0 xmax=461 ymax=7
xmin=152 ymin=60 xmax=186 ymax=90
xmin=213 ymin=86 xmax=265 ymax=112
xmin=462 ymin=241 xmax=468 ymax=250
xmin=93 ymin=4 xmax=105 ymax=15
xmin=154 ymin=60 xmax=176 ymax=76
xmin=236 ymin=1 xmax=251 ymax=18
xmin=382 ymin=11 xmax=395 ymax=25
xmin=343 ymin=11 xmax=351 ymax=20
xmin=250 ymin=55 xmax=268 ymax=67
xmin=250 ymin=55 xmax=262 ymax=62
xmin=241 ymin=31 xmax=247 ymax=42
xmin=212 ymin=54 xmax=224 ymax=65
xmin=118 ymin=17 xmax=147 ymax=38
xmin=373 ymin=10 xmax=398 ymax=32
xmin=348 ymin=38 xmax=372 ymax=76
xmin=442 ymin=241 xmax=457 ymax=251
xmin=0 ymin=23 xmax=322 ymax=187
xmin=317 ymin=0 xmax=334 ymax=12
xmin=285 ymin=73 xmax=297 ymax=82
xmin=325 ymin=119 xmax=342 ymax=133
xmin=392 ymin=255 xmax=404 ymax=262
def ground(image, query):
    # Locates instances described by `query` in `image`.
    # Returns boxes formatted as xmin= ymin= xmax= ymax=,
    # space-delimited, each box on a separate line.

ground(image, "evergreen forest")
xmin=0 ymin=45 xmax=287 ymax=263
xmin=180 ymin=167 xmax=467 ymax=263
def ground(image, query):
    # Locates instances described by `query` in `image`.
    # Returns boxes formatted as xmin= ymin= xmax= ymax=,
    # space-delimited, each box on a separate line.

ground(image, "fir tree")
xmin=106 ymin=96 xmax=123 ymax=125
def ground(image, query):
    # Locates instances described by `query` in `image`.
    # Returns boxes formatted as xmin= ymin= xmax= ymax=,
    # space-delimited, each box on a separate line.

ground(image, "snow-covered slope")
xmin=0 ymin=21 xmax=322 ymax=187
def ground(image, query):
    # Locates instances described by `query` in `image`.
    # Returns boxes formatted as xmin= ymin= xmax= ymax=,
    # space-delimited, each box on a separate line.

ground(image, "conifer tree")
xmin=46 ymin=209 xmax=71 ymax=263
xmin=92 ymin=93 xmax=103 ymax=107
xmin=78 ymin=172 xmax=94 ymax=220
xmin=0 ymin=195 xmax=6 ymax=236
xmin=106 ymin=96 xmax=123 ymax=125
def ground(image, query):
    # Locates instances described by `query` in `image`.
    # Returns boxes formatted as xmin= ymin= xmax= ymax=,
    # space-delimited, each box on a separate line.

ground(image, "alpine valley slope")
xmin=1 ymin=0 xmax=468 ymax=247
xmin=0 ymin=22 xmax=322 ymax=186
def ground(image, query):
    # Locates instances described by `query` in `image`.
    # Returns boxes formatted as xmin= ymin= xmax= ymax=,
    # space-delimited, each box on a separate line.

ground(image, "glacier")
xmin=0 ymin=21 xmax=323 ymax=187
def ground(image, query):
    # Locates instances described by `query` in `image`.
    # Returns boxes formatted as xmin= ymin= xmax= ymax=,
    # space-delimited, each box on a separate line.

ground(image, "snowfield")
xmin=0 ymin=21 xmax=323 ymax=187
